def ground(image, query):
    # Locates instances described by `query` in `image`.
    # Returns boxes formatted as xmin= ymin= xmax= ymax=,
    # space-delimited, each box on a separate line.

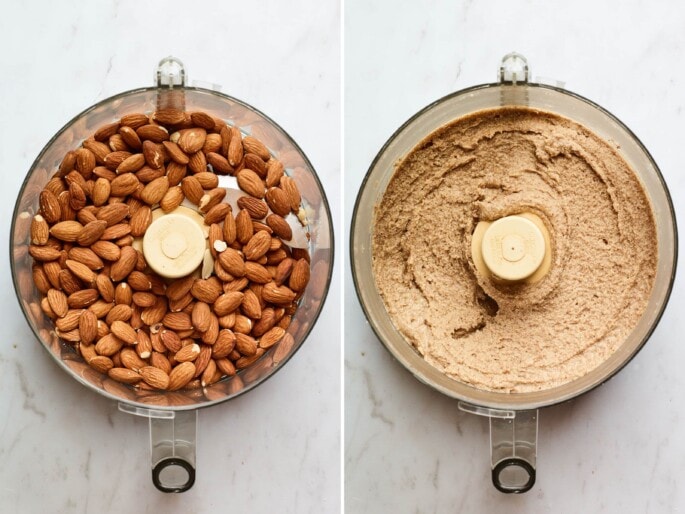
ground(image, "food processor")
xmin=350 ymin=53 xmax=677 ymax=493
xmin=11 ymin=57 xmax=334 ymax=492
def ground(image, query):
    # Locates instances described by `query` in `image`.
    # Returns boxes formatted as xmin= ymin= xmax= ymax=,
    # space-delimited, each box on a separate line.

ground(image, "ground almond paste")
xmin=372 ymin=106 xmax=657 ymax=393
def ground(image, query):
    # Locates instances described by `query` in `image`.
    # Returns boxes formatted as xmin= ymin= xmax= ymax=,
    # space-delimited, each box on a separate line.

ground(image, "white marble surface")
xmin=0 ymin=1 xmax=340 ymax=512
xmin=345 ymin=1 xmax=685 ymax=512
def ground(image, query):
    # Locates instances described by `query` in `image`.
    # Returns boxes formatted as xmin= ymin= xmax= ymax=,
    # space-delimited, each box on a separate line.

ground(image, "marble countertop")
xmin=0 ymin=1 xmax=340 ymax=513
xmin=345 ymin=1 xmax=685 ymax=512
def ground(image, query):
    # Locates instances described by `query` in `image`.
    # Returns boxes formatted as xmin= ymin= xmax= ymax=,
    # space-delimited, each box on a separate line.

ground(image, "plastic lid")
xmin=143 ymin=213 xmax=205 ymax=278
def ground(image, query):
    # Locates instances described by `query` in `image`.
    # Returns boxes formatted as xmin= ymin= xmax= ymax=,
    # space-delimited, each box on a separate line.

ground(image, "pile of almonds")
xmin=28 ymin=108 xmax=310 ymax=392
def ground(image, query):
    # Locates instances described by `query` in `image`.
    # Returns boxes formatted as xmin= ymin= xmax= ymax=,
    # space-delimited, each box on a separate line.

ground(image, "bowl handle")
xmin=458 ymin=403 xmax=538 ymax=493
xmin=118 ymin=403 xmax=197 ymax=493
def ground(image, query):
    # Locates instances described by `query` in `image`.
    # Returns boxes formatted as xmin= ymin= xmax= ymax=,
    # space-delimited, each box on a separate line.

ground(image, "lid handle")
xmin=499 ymin=52 xmax=529 ymax=84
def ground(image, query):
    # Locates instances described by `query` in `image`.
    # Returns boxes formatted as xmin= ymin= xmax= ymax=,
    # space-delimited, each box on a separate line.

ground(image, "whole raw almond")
xmin=265 ymin=187 xmax=291 ymax=217
xmin=93 ymin=122 xmax=120 ymax=142
xmin=104 ymin=151 xmax=132 ymax=171
xmin=187 ymin=151 xmax=207 ymax=174
xmin=259 ymin=326 xmax=285 ymax=349
xmin=181 ymin=176 xmax=204 ymax=205
xmin=140 ymin=176 xmax=169 ymax=205
xmin=204 ymin=203 xmax=231 ymax=225
xmin=69 ymin=182 xmax=87 ymax=210
xmin=141 ymin=297 xmax=168 ymax=325
xmin=198 ymin=188 xmax=227 ymax=213
xmin=79 ymin=310 xmax=98 ymax=344
xmin=39 ymin=190 xmax=62 ymax=223
xmin=65 ymin=259 xmax=96 ymax=285
xmin=218 ymin=248 xmax=245 ymax=277
xmin=153 ymin=108 xmax=186 ymax=126
xmin=243 ymin=153 xmax=267 ymax=178
xmin=162 ymin=140 xmax=190 ymax=164
xmin=178 ymin=128 xmax=207 ymax=154
xmin=253 ymin=308 xmax=277 ymax=337
xmin=136 ymin=124 xmax=169 ymax=143
xmin=136 ymin=165 xmax=165 ymax=183
xmin=59 ymin=269 xmax=82 ymax=295
xmin=280 ymin=176 xmax=301 ymax=211
xmin=92 ymin=178 xmax=111 ymax=206
xmin=108 ymin=367 xmax=142 ymax=384
xmin=109 ymin=320 xmax=136 ymax=344
xmin=101 ymin=223 xmax=131 ymax=240
xmin=127 ymin=271 xmax=152 ymax=291
xmin=132 ymin=291 xmax=156 ymax=308
xmin=163 ymin=312 xmax=193 ymax=331
xmin=97 ymin=203 xmax=129 ymax=226
xmin=237 ymin=196 xmax=268 ymax=220
xmin=262 ymin=282 xmax=296 ymax=305
xmin=190 ymin=111 xmax=216 ymax=130
xmin=265 ymin=213 xmax=292 ymax=240
xmin=265 ymin=159 xmax=285 ymax=188
xmin=242 ymin=136 xmax=271 ymax=161
xmin=160 ymin=328 xmax=183 ymax=352
xmin=110 ymin=246 xmax=138 ymax=282
xmin=235 ymin=209 xmax=253 ymax=244
xmin=47 ymin=289 xmax=69 ymax=317
xmin=121 ymin=113 xmax=148 ymax=129
xmin=212 ymin=330 xmax=236 ymax=358
xmin=119 ymin=125 xmax=142 ymax=149
xmin=95 ymin=333 xmax=123 ymax=356
xmin=140 ymin=365 xmax=170 ymax=390
xmin=223 ymin=211 xmax=237 ymax=244
xmin=75 ymin=148 xmax=96 ymax=176
xmin=68 ymin=247 xmax=104 ymax=270
xmin=235 ymin=333 xmax=258 ymax=356
xmin=192 ymin=302 xmax=211 ymax=332
xmin=32 ymin=265 xmax=51 ymax=294
xmin=213 ymin=292 xmax=244 ymax=316
xmin=289 ymin=258 xmax=310 ymax=292
xmin=245 ymin=261 xmax=272 ymax=284
xmin=160 ymin=186 xmax=184 ymax=212
xmin=206 ymin=152 xmax=233 ymax=175
xmin=117 ymin=153 xmax=146 ymax=174
xmin=129 ymin=205 xmax=152 ymax=237
xmin=175 ymin=343 xmax=200 ymax=363
xmin=237 ymin=169 xmax=265 ymax=198
xmin=142 ymin=140 xmax=165 ymax=169
xmin=227 ymin=127 xmax=243 ymax=166
xmin=243 ymin=231 xmax=272 ymax=261
xmin=30 ymin=215 xmax=50 ymax=245
xmin=241 ymin=290 xmax=262 ymax=319
xmin=91 ymin=240 xmax=121 ymax=261
xmin=29 ymin=245 xmax=61 ymax=262
xmin=194 ymin=172 xmax=219 ymax=189
xmin=50 ymin=221 xmax=84 ymax=242
xmin=89 ymin=355 xmax=114 ymax=373
xmin=110 ymin=173 xmax=140 ymax=196
xmin=168 ymin=361 xmax=196 ymax=391
xmin=166 ymin=275 xmax=195 ymax=301
xmin=190 ymin=278 xmax=223 ymax=303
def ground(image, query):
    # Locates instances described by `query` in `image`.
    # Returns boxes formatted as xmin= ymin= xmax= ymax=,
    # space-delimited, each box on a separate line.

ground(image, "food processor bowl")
xmin=11 ymin=57 xmax=334 ymax=492
xmin=350 ymin=53 xmax=676 ymax=492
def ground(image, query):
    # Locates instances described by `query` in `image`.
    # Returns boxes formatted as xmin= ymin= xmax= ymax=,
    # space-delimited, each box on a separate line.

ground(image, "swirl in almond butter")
xmin=372 ymin=107 xmax=657 ymax=393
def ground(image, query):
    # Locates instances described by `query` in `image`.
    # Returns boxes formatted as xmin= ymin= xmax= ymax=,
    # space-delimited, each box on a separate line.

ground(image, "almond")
xmin=213 ymin=292 xmax=244 ymax=316
xmin=59 ymin=269 xmax=82 ymax=295
xmin=119 ymin=125 xmax=142 ymax=149
xmin=215 ymin=357 xmax=236 ymax=377
xmin=93 ymin=122 xmax=120 ymax=142
xmin=50 ymin=221 xmax=83 ymax=242
xmin=132 ymin=291 xmax=156 ymax=308
xmin=117 ymin=153 xmax=146 ymax=173
xmin=140 ymin=365 xmax=170 ymax=390
xmin=265 ymin=213 xmax=292 ymax=240
xmin=91 ymin=178 xmax=111 ymax=207
xmin=201 ymin=313 xmax=220 ymax=344
xmin=68 ymin=247 xmax=104 ymax=270
xmin=114 ymin=282 xmax=133 ymax=305
xmin=39 ymin=190 xmax=62 ymax=223
xmin=29 ymin=245 xmax=61 ymax=262
xmin=166 ymin=275 xmax=196 ymax=301
xmin=65 ymin=259 xmax=96 ymax=286
xmin=160 ymin=186 xmax=184 ymax=212
xmin=223 ymin=211 xmax=237 ymax=244
xmin=110 ymin=320 xmax=137 ymax=344
xmin=75 ymin=220 xmax=106 ymax=246
xmin=162 ymin=140 xmax=190 ymax=164
xmin=242 ymin=136 xmax=270 ymax=161
xmin=192 ymin=302 xmax=211 ymax=332
xmin=88 ymin=355 xmax=114 ymax=373
xmin=262 ymin=282 xmax=296 ymax=305
xmin=163 ymin=312 xmax=193 ymax=331
xmin=237 ymin=196 xmax=268 ymax=219
xmin=253 ymin=308 xmax=277 ymax=337
xmin=241 ymin=289 xmax=262 ymax=319
xmin=136 ymin=165 xmax=165 ymax=183
xmin=235 ymin=333 xmax=258 ymax=356
xmin=237 ymin=169 xmax=265 ymax=198
xmin=136 ymin=124 xmax=169 ymax=143
xmin=129 ymin=205 xmax=152 ymax=237
xmin=190 ymin=278 xmax=223 ymax=303
xmin=187 ymin=151 xmax=207 ymax=174
xmin=140 ymin=176 xmax=169 ymax=205
xmin=67 ymin=289 xmax=98 ymax=310
xmin=153 ymin=108 xmax=186 ymax=126
xmin=107 ymin=304 xmax=132 ymax=324
xmin=110 ymin=173 xmax=140 ymax=196
xmin=95 ymin=333 xmax=123 ymax=356
xmin=168 ymin=361 xmax=196 ymax=391
xmin=97 ymin=203 xmax=129 ymax=226
xmin=206 ymin=152 xmax=233 ymax=174
xmin=245 ymin=261 xmax=272 ymax=284
xmin=95 ymin=273 xmax=115 ymax=302
xmin=175 ymin=343 xmax=200 ymax=363
xmin=274 ymin=258 xmax=294 ymax=285
xmin=190 ymin=111 xmax=216 ymax=130
xmin=91 ymin=240 xmax=121 ymax=261
xmin=141 ymin=296 xmax=168 ymax=325
xmin=265 ymin=187 xmax=291 ymax=217
xmin=32 ymin=265 xmax=51 ymax=294
xmin=266 ymin=159 xmax=285 ymax=188
xmin=194 ymin=171 xmax=219 ymax=189
xmin=204 ymin=133 xmax=223 ymax=154
xmin=142 ymin=140 xmax=165 ymax=169
xmin=108 ymin=367 xmax=142 ymax=384
xmin=101 ymin=223 xmax=131 ymax=240
xmin=69 ymin=182 xmax=87 ymax=210
xmin=280 ymin=176 xmax=301 ymax=211
xmin=259 ymin=326 xmax=285 ymax=349
xmin=227 ymin=127 xmax=243 ymax=166
xmin=30 ymin=215 xmax=50 ymax=245
xmin=218 ymin=248 xmax=245 ymax=277
xmin=121 ymin=113 xmax=149 ymax=129
xmin=75 ymin=148 xmax=96 ymax=176
xmin=195 ymin=345 xmax=213 ymax=379
xmin=47 ymin=289 xmax=69 ymax=317
xmin=181 ymin=176 xmax=204 ymax=205
xmin=79 ymin=310 xmax=98 ymax=345
xmin=235 ymin=209 xmax=253 ymax=244
xmin=198 ymin=188 xmax=227 ymax=213
xmin=244 ymin=153 xmax=267 ymax=178
xmin=178 ymin=128 xmax=207 ymax=154
xmin=104 ymin=151 xmax=132 ymax=171
xmin=212 ymin=330 xmax=236 ymax=358
xmin=289 ymin=258 xmax=310 ymax=292
xmin=127 ymin=271 xmax=152 ymax=291
xmin=110 ymin=246 xmax=138 ymax=282
xmin=160 ymin=328 xmax=182 ymax=352
xmin=203 ymin=203 xmax=231 ymax=225
xmin=243 ymin=231 xmax=271 ymax=261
